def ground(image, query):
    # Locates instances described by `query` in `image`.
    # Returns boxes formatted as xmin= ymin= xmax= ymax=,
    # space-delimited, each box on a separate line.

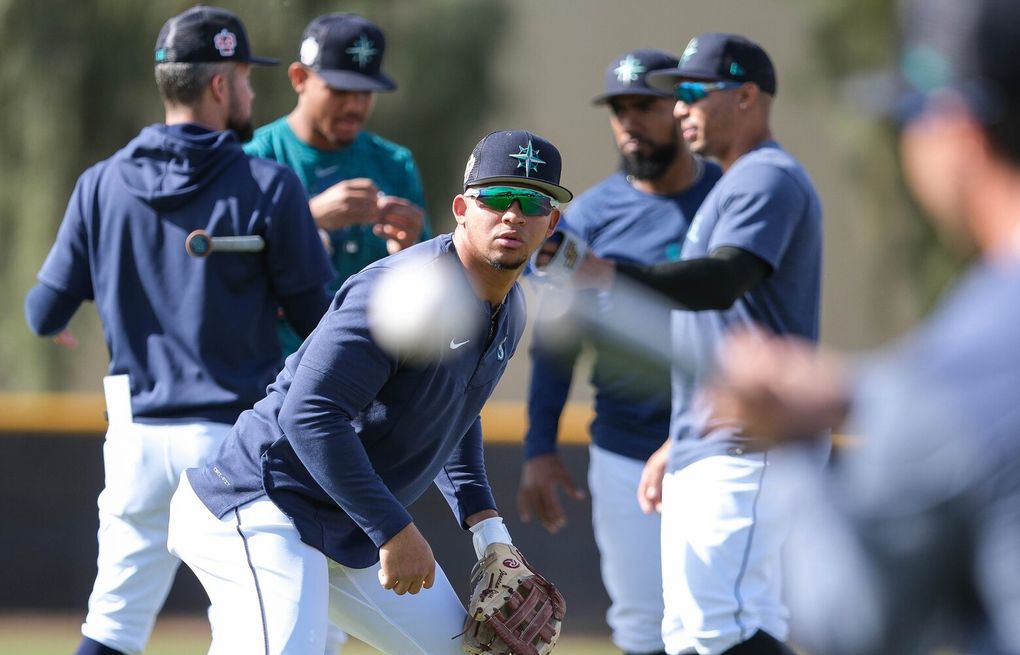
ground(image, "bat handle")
xmin=186 ymin=229 xmax=266 ymax=257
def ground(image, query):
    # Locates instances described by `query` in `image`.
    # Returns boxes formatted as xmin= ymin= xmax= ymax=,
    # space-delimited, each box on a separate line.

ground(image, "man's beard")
xmin=619 ymin=132 xmax=679 ymax=180
xmin=226 ymin=94 xmax=254 ymax=143
xmin=486 ymin=256 xmax=527 ymax=271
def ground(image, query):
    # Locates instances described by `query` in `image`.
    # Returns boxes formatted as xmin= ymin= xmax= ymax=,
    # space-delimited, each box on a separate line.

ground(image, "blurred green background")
xmin=0 ymin=0 xmax=958 ymax=398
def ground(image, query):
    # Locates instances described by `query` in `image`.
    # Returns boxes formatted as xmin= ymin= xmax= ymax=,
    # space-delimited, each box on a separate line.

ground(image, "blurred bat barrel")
xmin=185 ymin=229 xmax=265 ymax=257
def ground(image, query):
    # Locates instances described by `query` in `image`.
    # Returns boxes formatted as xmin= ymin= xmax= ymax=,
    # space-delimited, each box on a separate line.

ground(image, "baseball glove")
xmin=462 ymin=543 xmax=565 ymax=655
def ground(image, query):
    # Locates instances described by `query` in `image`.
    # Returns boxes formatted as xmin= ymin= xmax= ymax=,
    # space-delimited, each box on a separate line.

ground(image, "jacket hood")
xmin=115 ymin=123 xmax=244 ymax=210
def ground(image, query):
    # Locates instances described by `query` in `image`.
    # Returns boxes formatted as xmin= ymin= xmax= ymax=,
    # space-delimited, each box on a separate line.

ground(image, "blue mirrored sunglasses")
xmin=673 ymin=81 xmax=744 ymax=104
xmin=464 ymin=186 xmax=559 ymax=217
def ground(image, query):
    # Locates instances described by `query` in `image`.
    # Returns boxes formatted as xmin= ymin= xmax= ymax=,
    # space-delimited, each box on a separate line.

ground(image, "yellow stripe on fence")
xmin=0 ymin=393 xmax=855 ymax=448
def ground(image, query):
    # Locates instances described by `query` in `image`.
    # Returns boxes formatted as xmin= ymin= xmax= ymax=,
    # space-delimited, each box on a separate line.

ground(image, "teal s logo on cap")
xmin=155 ymin=48 xmax=167 ymax=62
xmin=345 ymin=33 xmax=377 ymax=69
xmin=680 ymin=38 xmax=698 ymax=66
xmin=729 ymin=61 xmax=746 ymax=77
xmin=509 ymin=140 xmax=546 ymax=176
xmin=614 ymin=54 xmax=646 ymax=83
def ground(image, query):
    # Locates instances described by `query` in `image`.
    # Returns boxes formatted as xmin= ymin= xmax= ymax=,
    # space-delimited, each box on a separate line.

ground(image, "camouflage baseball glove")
xmin=462 ymin=542 xmax=565 ymax=655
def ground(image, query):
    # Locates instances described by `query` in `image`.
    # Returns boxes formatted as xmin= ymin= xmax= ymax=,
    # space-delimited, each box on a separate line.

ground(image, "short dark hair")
xmin=154 ymin=61 xmax=233 ymax=105
xmin=975 ymin=0 xmax=1020 ymax=166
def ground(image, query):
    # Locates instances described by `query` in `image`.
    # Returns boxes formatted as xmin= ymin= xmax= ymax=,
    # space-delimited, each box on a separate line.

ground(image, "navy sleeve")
xmin=25 ymin=282 xmax=83 ymax=336
xmin=434 ymin=417 xmax=498 ymax=528
xmin=709 ymin=163 xmax=807 ymax=269
xmin=37 ymin=172 xmax=96 ymax=300
xmin=524 ymin=316 xmax=582 ymax=459
xmin=277 ymin=285 xmax=330 ymax=340
xmin=276 ymin=274 xmax=412 ymax=549
xmin=262 ymin=166 xmax=335 ymax=296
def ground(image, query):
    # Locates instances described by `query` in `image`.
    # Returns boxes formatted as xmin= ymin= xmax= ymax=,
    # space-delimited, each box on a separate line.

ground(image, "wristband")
xmin=469 ymin=516 xmax=513 ymax=559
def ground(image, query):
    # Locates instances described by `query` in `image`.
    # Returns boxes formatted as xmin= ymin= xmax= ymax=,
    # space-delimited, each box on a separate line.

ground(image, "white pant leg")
xmin=589 ymin=445 xmax=665 ymax=653
xmin=661 ymin=453 xmax=790 ymax=655
xmin=169 ymin=474 xmax=331 ymax=655
xmin=326 ymin=559 xmax=467 ymax=655
xmin=83 ymin=421 xmax=229 ymax=654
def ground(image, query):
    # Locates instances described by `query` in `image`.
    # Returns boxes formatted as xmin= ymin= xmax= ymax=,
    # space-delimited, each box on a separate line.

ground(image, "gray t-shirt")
xmin=668 ymin=141 xmax=823 ymax=470
xmin=788 ymin=259 xmax=1020 ymax=655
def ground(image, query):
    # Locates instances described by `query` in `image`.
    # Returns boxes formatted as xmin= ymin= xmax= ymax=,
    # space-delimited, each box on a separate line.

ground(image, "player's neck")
xmin=721 ymin=125 xmax=774 ymax=171
xmin=630 ymin=150 xmax=702 ymax=195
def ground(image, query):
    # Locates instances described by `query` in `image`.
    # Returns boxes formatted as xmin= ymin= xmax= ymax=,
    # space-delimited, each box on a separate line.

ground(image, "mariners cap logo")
xmin=509 ymin=140 xmax=546 ymax=177
xmin=614 ymin=54 xmax=646 ymax=83
xmin=346 ymin=33 xmax=378 ymax=69
xmin=680 ymin=38 xmax=699 ymax=66
xmin=213 ymin=28 xmax=238 ymax=57
xmin=300 ymin=37 xmax=320 ymax=66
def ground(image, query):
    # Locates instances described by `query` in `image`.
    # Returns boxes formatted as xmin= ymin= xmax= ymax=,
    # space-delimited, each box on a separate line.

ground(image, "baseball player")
xmin=244 ymin=12 xmax=429 ymax=358
xmin=704 ymin=1 xmax=1020 ymax=653
xmin=517 ymin=49 xmax=721 ymax=655
xmin=567 ymin=34 xmax=823 ymax=654
xmin=167 ymin=130 xmax=570 ymax=654
xmin=22 ymin=7 xmax=333 ymax=655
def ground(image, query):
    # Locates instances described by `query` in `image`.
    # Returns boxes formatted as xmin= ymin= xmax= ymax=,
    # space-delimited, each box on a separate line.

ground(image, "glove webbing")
xmin=488 ymin=578 xmax=564 ymax=655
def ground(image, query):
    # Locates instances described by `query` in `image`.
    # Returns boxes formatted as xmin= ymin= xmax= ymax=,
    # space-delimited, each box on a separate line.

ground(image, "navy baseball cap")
xmin=591 ymin=49 xmax=680 ymax=105
xmin=154 ymin=5 xmax=278 ymax=66
xmin=649 ymin=33 xmax=777 ymax=96
xmin=298 ymin=13 xmax=396 ymax=92
xmin=463 ymin=130 xmax=573 ymax=203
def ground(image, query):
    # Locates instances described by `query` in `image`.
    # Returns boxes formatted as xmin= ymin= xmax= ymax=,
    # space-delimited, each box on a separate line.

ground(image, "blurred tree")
xmin=801 ymin=0 xmax=963 ymax=337
xmin=0 ymin=0 xmax=506 ymax=391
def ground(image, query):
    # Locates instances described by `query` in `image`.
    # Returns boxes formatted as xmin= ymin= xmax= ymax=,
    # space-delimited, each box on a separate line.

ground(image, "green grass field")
xmin=0 ymin=613 xmax=620 ymax=655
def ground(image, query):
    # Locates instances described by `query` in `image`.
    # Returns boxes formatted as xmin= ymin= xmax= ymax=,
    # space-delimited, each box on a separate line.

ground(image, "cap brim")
xmin=468 ymin=176 xmax=573 ymax=203
xmin=647 ymin=67 xmax=722 ymax=92
xmin=317 ymin=69 xmax=397 ymax=92
xmin=590 ymin=88 xmax=674 ymax=105
xmin=246 ymin=55 xmax=280 ymax=66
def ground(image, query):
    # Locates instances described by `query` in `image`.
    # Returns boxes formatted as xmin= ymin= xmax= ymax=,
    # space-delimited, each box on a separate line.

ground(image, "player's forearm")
xmin=615 ymin=246 xmax=770 ymax=310
xmin=436 ymin=418 xmax=498 ymax=525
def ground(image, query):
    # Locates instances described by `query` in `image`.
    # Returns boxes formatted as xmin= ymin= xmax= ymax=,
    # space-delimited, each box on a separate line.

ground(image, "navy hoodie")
xmin=29 ymin=123 xmax=333 ymax=423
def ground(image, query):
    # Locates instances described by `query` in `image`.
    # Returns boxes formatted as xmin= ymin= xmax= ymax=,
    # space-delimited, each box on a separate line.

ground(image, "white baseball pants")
xmin=81 ymin=417 xmax=231 ymax=655
xmin=168 ymin=474 xmax=468 ymax=655
xmin=660 ymin=453 xmax=791 ymax=655
xmin=589 ymin=444 xmax=665 ymax=653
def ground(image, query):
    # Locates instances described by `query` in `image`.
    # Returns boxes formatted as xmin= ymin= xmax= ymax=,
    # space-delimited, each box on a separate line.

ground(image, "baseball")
xmin=368 ymin=255 xmax=480 ymax=362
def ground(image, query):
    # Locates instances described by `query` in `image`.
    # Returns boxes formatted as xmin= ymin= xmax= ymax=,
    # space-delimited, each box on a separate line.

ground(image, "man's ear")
xmin=288 ymin=63 xmax=310 ymax=92
xmin=738 ymin=83 xmax=760 ymax=110
xmin=209 ymin=70 xmax=229 ymax=105
xmin=545 ymin=208 xmax=561 ymax=236
xmin=452 ymin=195 xmax=469 ymax=227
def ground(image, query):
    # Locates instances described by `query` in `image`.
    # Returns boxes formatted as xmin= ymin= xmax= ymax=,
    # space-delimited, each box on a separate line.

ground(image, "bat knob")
xmin=186 ymin=230 xmax=212 ymax=258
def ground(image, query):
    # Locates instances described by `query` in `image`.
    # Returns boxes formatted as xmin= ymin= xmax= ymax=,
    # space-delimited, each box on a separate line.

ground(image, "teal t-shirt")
xmin=244 ymin=116 xmax=430 ymax=355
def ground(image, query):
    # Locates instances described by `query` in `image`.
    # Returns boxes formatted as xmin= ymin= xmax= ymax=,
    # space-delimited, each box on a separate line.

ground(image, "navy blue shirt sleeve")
xmin=524 ymin=317 xmax=582 ymax=459
xmin=37 ymin=171 xmax=97 ymax=301
xmin=709 ymin=162 xmax=808 ymax=269
xmin=435 ymin=416 xmax=498 ymax=527
xmin=276 ymin=277 xmax=412 ymax=549
xmin=261 ymin=165 xmax=335 ymax=296
xmin=25 ymin=282 xmax=83 ymax=336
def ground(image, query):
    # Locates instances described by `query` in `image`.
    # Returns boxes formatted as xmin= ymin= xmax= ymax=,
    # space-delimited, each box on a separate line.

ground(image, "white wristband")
xmin=469 ymin=517 xmax=513 ymax=559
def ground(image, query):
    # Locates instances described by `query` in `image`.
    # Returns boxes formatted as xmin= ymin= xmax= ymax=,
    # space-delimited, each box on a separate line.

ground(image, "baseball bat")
xmin=185 ymin=229 xmax=265 ymax=258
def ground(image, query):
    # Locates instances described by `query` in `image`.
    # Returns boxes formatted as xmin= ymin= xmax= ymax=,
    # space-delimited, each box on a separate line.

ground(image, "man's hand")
xmin=373 ymin=195 xmax=424 ymax=254
xmin=52 ymin=328 xmax=78 ymax=349
xmin=705 ymin=328 xmax=850 ymax=446
xmin=517 ymin=453 xmax=585 ymax=533
xmin=637 ymin=441 xmax=670 ymax=514
xmin=309 ymin=178 xmax=381 ymax=231
xmin=378 ymin=522 xmax=435 ymax=596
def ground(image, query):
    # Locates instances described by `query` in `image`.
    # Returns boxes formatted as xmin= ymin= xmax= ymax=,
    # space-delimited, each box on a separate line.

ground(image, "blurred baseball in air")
xmin=368 ymin=254 xmax=480 ymax=363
